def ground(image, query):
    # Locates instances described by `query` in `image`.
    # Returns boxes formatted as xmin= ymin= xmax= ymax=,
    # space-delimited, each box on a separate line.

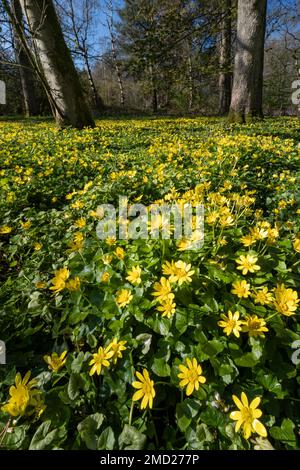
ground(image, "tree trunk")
xmin=219 ymin=0 xmax=232 ymax=116
xmin=84 ymin=53 xmax=105 ymax=111
xmin=229 ymin=0 xmax=267 ymax=123
xmin=19 ymin=0 xmax=94 ymax=128
xmin=150 ymin=64 xmax=158 ymax=113
xmin=12 ymin=0 xmax=39 ymax=116
xmin=108 ymin=21 xmax=125 ymax=108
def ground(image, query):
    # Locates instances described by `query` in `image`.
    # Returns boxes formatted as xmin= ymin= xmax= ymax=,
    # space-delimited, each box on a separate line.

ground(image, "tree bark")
xmin=108 ymin=19 xmax=125 ymax=108
xmin=229 ymin=0 xmax=267 ymax=123
xmin=12 ymin=0 xmax=39 ymax=116
xmin=84 ymin=52 xmax=105 ymax=111
xmin=219 ymin=0 xmax=232 ymax=116
xmin=149 ymin=64 xmax=158 ymax=113
xmin=19 ymin=0 xmax=94 ymax=128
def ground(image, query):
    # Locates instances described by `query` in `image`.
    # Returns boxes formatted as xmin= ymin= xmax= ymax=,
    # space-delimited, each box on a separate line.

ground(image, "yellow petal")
xmin=230 ymin=411 xmax=242 ymax=421
xmin=241 ymin=392 xmax=249 ymax=407
xmin=132 ymin=381 xmax=143 ymax=389
xmin=232 ymin=394 xmax=243 ymax=410
xmin=186 ymin=382 xmax=194 ymax=396
xmin=250 ymin=397 xmax=261 ymax=410
xmin=136 ymin=371 xmax=144 ymax=382
xmin=132 ymin=389 xmax=144 ymax=401
xmin=141 ymin=394 xmax=149 ymax=409
xmin=252 ymin=419 xmax=267 ymax=437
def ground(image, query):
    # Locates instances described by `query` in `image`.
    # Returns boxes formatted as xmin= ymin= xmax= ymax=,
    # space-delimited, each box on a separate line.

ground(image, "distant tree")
xmin=2 ymin=0 xmax=95 ymax=128
xmin=229 ymin=0 xmax=267 ymax=122
xmin=12 ymin=0 xmax=39 ymax=116
xmin=218 ymin=0 xmax=232 ymax=115
xmin=56 ymin=0 xmax=105 ymax=112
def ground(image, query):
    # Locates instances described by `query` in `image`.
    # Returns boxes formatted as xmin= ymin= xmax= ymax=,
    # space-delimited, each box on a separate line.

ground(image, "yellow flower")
xmin=240 ymin=234 xmax=256 ymax=247
xmin=157 ymin=298 xmax=176 ymax=318
xmin=66 ymin=276 xmax=81 ymax=291
xmin=49 ymin=268 xmax=70 ymax=294
xmin=169 ymin=261 xmax=195 ymax=286
xmin=116 ymin=289 xmax=133 ymax=308
xmin=100 ymin=271 xmax=110 ymax=283
xmin=152 ymin=277 xmax=174 ymax=302
xmin=252 ymin=287 xmax=274 ymax=306
xmin=0 ymin=225 xmax=12 ymax=234
xmin=162 ymin=260 xmax=177 ymax=276
xmin=218 ymin=311 xmax=243 ymax=338
xmin=107 ymin=338 xmax=127 ymax=364
xmin=293 ymin=238 xmax=300 ymax=253
xmin=241 ymin=315 xmax=268 ymax=337
xmin=44 ymin=351 xmax=68 ymax=372
xmin=68 ymin=232 xmax=84 ymax=252
xmin=231 ymin=280 xmax=251 ymax=298
xmin=102 ymin=254 xmax=113 ymax=265
xmin=2 ymin=372 xmax=38 ymax=417
xmin=273 ymin=284 xmax=299 ymax=317
xmin=89 ymin=346 xmax=114 ymax=376
xmin=132 ymin=369 xmax=155 ymax=409
xmin=178 ymin=358 xmax=206 ymax=396
xmin=106 ymin=237 xmax=116 ymax=246
xmin=20 ymin=220 xmax=31 ymax=230
xmin=74 ymin=218 xmax=86 ymax=228
xmin=230 ymin=393 xmax=267 ymax=440
xmin=114 ymin=247 xmax=125 ymax=260
xmin=236 ymin=254 xmax=260 ymax=275
xmin=126 ymin=266 xmax=142 ymax=285
xmin=34 ymin=242 xmax=42 ymax=251
xmin=35 ymin=281 xmax=46 ymax=289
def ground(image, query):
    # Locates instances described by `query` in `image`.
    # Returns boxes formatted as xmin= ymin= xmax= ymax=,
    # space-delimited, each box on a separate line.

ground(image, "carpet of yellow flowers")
xmin=0 ymin=117 xmax=299 ymax=450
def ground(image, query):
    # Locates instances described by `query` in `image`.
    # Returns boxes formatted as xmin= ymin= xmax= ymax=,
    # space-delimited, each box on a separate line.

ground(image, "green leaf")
xmin=77 ymin=413 xmax=105 ymax=450
xmin=176 ymin=399 xmax=200 ymax=432
xmin=29 ymin=421 xmax=65 ymax=450
xmin=118 ymin=425 xmax=146 ymax=450
xmin=270 ymin=419 xmax=296 ymax=447
xmin=97 ymin=426 xmax=115 ymax=450
xmin=68 ymin=373 xmax=86 ymax=400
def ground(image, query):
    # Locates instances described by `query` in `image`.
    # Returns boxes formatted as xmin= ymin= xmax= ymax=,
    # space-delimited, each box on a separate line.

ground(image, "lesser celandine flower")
xmin=273 ymin=284 xmax=299 ymax=317
xmin=74 ymin=218 xmax=86 ymax=228
xmin=241 ymin=315 xmax=268 ymax=337
xmin=218 ymin=311 xmax=243 ymax=338
xmin=230 ymin=392 xmax=267 ymax=440
xmin=178 ymin=358 xmax=206 ymax=396
xmin=2 ymin=372 xmax=41 ymax=418
xmin=132 ymin=369 xmax=155 ymax=409
xmin=44 ymin=351 xmax=68 ymax=372
xmin=293 ymin=238 xmax=300 ymax=253
xmin=0 ymin=225 xmax=12 ymax=234
xmin=252 ymin=287 xmax=274 ymax=306
xmin=107 ymin=338 xmax=127 ymax=364
xmin=156 ymin=298 xmax=176 ymax=318
xmin=236 ymin=254 xmax=260 ymax=275
xmin=231 ymin=280 xmax=251 ymax=298
xmin=114 ymin=247 xmax=125 ymax=260
xmin=49 ymin=268 xmax=70 ymax=294
xmin=66 ymin=276 xmax=81 ymax=291
xmin=168 ymin=261 xmax=195 ymax=286
xmin=89 ymin=346 xmax=114 ymax=376
xmin=100 ymin=271 xmax=110 ymax=283
xmin=152 ymin=277 xmax=174 ymax=302
xmin=126 ymin=266 xmax=142 ymax=285
xmin=116 ymin=289 xmax=133 ymax=308
xmin=20 ymin=220 xmax=31 ymax=230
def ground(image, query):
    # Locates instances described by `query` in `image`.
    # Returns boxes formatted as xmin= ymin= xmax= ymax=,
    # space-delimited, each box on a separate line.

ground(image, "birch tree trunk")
xmin=219 ymin=0 xmax=232 ymax=116
xmin=12 ymin=0 xmax=39 ymax=116
xmin=229 ymin=0 xmax=267 ymax=123
xmin=19 ymin=0 xmax=94 ymax=128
